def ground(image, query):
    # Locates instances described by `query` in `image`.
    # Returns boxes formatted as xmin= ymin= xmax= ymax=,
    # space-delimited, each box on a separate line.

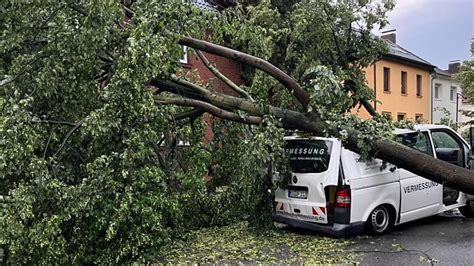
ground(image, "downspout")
xmin=374 ymin=63 xmax=377 ymax=111
xmin=456 ymin=94 xmax=459 ymax=129
xmin=430 ymin=73 xmax=436 ymax=124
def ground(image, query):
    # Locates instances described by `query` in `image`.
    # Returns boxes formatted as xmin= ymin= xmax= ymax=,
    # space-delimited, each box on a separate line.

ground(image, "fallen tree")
xmin=1 ymin=0 xmax=472 ymax=264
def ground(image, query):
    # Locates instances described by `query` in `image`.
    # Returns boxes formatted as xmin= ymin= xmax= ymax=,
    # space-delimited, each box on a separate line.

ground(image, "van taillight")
xmin=336 ymin=187 xmax=351 ymax=208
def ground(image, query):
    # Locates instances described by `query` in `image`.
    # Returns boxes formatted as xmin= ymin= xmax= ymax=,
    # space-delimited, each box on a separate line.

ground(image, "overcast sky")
xmin=373 ymin=0 xmax=473 ymax=69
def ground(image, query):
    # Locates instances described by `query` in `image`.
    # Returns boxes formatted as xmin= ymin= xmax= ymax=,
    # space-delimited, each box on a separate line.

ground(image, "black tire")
xmin=459 ymin=200 xmax=474 ymax=218
xmin=366 ymin=205 xmax=394 ymax=235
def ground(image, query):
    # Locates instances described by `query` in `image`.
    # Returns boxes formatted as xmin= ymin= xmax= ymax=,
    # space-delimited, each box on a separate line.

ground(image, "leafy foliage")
xmin=162 ymin=222 xmax=356 ymax=264
xmin=457 ymin=41 xmax=474 ymax=103
xmin=0 ymin=0 xmax=224 ymax=263
xmin=228 ymin=0 xmax=393 ymax=110
xmin=434 ymin=107 xmax=457 ymax=128
xmin=456 ymin=40 xmax=474 ymax=131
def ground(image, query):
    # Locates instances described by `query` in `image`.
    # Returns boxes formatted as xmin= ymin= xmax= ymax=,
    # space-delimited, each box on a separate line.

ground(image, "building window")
xmin=401 ymin=71 xmax=407 ymax=94
xmin=382 ymin=111 xmax=392 ymax=119
xmin=416 ymin=75 xmax=422 ymax=96
xmin=415 ymin=114 xmax=423 ymax=123
xmin=397 ymin=113 xmax=406 ymax=121
xmin=434 ymin=83 xmax=442 ymax=99
xmin=383 ymin=67 xmax=390 ymax=92
xmin=180 ymin=46 xmax=188 ymax=64
xmin=450 ymin=86 xmax=456 ymax=101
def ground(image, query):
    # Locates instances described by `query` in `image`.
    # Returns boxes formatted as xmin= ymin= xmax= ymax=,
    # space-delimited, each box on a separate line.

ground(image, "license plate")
xmin=288 ymin=189 xmax=307 ymax=199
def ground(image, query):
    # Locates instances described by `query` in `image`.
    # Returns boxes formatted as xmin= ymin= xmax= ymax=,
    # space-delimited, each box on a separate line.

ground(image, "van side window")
xmin=431 ymin=131 xmax=464 ymax=167
xmin=396 ymin=132 xmax=433 ymax=156
xmin=431 ymin=131 xmax=459 ymax=149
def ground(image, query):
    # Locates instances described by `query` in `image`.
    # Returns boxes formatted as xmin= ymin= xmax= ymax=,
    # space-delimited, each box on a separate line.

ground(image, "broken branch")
xmin=194 ymin=49 xmax=254 ymax=101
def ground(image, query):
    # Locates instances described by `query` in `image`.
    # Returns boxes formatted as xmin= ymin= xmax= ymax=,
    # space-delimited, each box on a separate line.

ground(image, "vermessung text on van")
xmin=403 ymin=181 xmax=439 ymax=194
xmin=284 ymin=140 xmax=332 ymax=173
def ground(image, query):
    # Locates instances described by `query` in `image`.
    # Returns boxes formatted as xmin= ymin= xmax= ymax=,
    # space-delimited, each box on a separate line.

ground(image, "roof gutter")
xmin=381 ymin=54 xmax=435 ymax=72
xmin=431 ymin=73 xmax=437 ymax=124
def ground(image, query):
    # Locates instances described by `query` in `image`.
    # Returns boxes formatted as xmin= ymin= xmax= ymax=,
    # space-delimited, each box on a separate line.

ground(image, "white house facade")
xmin=431 ymin=67 xmax=460 ymax=125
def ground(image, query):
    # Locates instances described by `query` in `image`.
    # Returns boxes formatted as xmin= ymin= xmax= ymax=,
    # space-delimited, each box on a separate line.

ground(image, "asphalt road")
xmin=353 ymin=210 xmax=474 ymax=265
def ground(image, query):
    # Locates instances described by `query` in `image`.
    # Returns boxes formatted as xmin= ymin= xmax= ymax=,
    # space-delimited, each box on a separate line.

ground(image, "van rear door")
xmin=274 ymin=137 xmax=341 ymax=224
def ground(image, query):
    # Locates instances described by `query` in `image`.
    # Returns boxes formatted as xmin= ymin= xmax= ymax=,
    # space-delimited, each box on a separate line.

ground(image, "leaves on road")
xmin=161 ymin=222 xmax=356 ymax=264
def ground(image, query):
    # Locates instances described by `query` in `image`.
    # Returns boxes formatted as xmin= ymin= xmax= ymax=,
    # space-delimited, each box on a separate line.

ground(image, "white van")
xmin=272 ymin=125 xmax=474 ymax=236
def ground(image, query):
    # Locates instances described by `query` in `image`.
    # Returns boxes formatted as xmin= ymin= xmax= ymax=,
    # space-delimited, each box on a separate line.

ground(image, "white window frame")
xmin=434 ymin=83 xmax=442 ymax=100
xmin=180 ymin=46 xmax=188 ymax=64
xmin=450 ymin=86 xmax=456 ymax=102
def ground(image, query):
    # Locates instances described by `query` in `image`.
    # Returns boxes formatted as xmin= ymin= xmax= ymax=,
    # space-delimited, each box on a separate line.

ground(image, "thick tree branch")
xmin=178 ymin=36 xmax=310 ymax=109
xmin=173 ymin=108 xmax=205 ymax=121
xmin=156 ymin=97 xmax=262 ymax=125
xmin=151 ymin=79 xmax=261 ymax=115
xmin=121 ymin=3 xmax=135 ymax=18
xmin=149 ymin=80 xmax=203 ymax=100
xmin=194 ymin=49 xmax=254 ymax=101
xmin=170 ymin=76 xmax=211 ymax=96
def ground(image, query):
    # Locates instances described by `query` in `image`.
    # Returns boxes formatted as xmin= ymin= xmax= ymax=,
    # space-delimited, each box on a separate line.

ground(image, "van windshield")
xmin=284 ymin=140 xmax=332 ymax=173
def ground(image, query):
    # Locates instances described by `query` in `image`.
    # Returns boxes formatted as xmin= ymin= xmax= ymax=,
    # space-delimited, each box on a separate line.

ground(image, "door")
xmin=431 ymin=129 xmax=467 ymax=205
xmin=396 ymin=131 xmax=442 ymax=223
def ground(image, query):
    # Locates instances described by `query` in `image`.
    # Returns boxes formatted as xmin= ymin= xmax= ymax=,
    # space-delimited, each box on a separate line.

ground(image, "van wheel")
xmin=459 ymin=201 xmax=474 ymax=218
xmin=366 ymin=205 xmax=394 ymax=235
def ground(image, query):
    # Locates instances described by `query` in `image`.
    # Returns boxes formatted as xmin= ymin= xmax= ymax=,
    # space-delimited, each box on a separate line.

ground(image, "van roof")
xmin=286 ymin=124 xmax=454 ymax=138
xmin=394 ymin=124 xmax=452 ymax=134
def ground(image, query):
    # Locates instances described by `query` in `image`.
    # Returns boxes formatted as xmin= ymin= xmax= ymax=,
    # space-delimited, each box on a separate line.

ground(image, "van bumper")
xmin=272 ymin=214 xmax=365 ymax=237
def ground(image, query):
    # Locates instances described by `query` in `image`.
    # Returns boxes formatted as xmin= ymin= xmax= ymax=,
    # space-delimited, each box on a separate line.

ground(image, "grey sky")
xmin=374 ymin=0 xmax=473 ymax=69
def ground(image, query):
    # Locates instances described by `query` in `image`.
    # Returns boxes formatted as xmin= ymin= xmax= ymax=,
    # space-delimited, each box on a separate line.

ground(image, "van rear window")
xmin=284 ymin=140 xmax=332 ymax=173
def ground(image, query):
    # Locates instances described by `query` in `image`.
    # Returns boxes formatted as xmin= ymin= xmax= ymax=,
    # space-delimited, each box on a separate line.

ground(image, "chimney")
xmin=447 ymin=60 xmax=461 ymax=74
xmin=381 ymin=29 xmax=396 ymax=44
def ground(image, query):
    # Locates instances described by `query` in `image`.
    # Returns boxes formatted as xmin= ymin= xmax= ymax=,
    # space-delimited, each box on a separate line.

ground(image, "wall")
xmin=354 ymin=58 xmax=431 ymax=122
xmin=184 ymin=50 xmax=243 ymax=95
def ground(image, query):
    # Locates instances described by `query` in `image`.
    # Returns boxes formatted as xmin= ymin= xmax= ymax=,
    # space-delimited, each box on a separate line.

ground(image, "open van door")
xmin=274 ymin=137 xmax=341 ymax=224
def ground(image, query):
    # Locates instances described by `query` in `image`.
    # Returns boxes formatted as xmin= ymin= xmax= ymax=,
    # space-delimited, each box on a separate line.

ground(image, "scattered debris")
xmin=160 ymin=222 xmax=356 ymax=264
